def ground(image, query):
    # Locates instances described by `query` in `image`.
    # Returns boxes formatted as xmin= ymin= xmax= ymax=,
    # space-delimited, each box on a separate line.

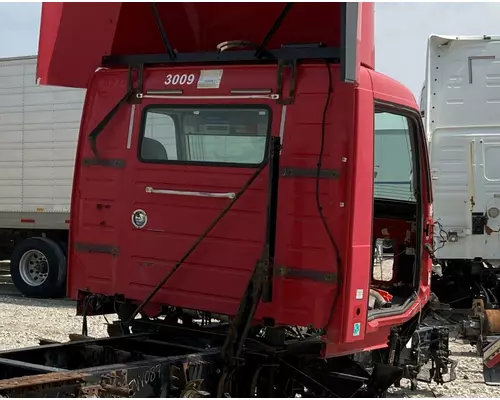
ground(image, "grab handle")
xmin=145 ymin=187 xmax=236 ymax=199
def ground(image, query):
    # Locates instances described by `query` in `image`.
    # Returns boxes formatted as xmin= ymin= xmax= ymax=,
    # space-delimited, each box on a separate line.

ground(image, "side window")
xmin=374 ymin=112 xmax=416 ymax=202
xmin=142 ymin=111 xmax=178 ymax=161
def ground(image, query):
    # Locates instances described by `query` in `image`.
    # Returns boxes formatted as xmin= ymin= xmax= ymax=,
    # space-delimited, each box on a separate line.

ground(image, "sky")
xmin=1 ymin=2 xmax=500 ymax=98
xmin=375 ymin=2 xmax=500 ymax=96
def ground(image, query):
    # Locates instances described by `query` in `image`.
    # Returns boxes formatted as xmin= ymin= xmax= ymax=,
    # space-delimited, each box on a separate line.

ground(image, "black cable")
xmin=432 ymin=220 xmax=448 ymax=253
xmin=424 ymin=220 xmax=449 ymax=263
xmin=317 ymin=60 xmax=342 ymax=330
xmin=149 ymin=3 xmax=176 ymax=60
xmin=254 ymin=3 xmax=294 ymax=59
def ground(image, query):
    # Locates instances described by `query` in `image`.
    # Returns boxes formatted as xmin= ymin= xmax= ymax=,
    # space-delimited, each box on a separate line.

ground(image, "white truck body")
xmin=421 ymin=35 xmax=500 ymax=263
xmin=0 ymin=56 xmax=85 ymax=230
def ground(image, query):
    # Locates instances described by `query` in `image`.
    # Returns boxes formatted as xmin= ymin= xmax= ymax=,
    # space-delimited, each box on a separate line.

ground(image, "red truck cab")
xmin=36 ymin=2 xmax=439 ymax=396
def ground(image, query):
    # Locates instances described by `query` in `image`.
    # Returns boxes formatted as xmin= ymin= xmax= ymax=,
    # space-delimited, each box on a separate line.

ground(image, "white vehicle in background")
xmin=0 ymin=56 xmax=84 ymax=298
xmin=420 ymin=34 xmax=500 ymax=310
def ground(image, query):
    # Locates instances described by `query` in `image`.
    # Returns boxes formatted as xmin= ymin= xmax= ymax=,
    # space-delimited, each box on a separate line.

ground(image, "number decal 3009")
xmin=164 ymin=73 xmax=196 ymax=86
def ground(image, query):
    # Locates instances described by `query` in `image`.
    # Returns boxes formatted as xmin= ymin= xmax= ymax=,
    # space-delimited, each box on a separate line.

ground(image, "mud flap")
xmin=366 ymin=364 xmax=403 ymax=396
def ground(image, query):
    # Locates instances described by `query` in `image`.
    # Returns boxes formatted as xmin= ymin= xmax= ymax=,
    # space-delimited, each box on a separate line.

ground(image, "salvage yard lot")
xmin=0 ymin=261 xmax=112 ymax=348
xmin=387 ymin=338 xmax=498 ymax=397
xmin=0 ymin=262 xmax=497 ymax=397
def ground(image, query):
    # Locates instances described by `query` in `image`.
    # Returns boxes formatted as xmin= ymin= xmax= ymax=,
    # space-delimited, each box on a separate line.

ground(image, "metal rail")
xmin=0 ymin=333 xmax=220 ymax=398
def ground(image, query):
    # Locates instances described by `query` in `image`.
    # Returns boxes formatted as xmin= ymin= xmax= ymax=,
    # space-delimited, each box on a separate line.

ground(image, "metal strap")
xmin=82 ymin=158 xmax=125 ymax=168
xmin=74 ymin=243 xmax=119 ymax=256
xmin=280 ymin=167 xmax=339 ymax=179
xmin=274 ymin=265 xmax=336 ymax=284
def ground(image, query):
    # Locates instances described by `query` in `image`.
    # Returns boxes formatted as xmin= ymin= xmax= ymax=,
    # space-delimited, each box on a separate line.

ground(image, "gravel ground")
xmin=0 ymin=261 xmax=113 ymax=349
xmin=0 ymin=295 xmax=113 ymax=350
xmin=387 ymin=338 xmax=500 ymax=397
xmin=2 ymin=295 xmax=495 ymax=397
xmin=0 ymin=261 xmax=497 ymax=396
xmin=375 ymin=257 xmax=500 ymax=397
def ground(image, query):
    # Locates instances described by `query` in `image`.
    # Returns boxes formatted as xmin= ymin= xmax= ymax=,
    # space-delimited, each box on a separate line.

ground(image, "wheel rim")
xmin=19 ymin=250 xmax=49 ymax=286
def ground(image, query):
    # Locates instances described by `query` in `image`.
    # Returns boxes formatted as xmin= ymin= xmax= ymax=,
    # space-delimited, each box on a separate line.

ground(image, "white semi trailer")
xmin=0 ymin=56 xmax=84 ymax=298
xmin=420 ymin=35 xmax=500 ymax=309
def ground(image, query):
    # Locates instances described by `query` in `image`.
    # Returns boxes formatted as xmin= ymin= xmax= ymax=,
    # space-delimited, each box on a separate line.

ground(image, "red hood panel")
xmin=37 ymin=2 xmax=121 ymax=88
xmin=37 ymin=2 xmax=374 ymax=89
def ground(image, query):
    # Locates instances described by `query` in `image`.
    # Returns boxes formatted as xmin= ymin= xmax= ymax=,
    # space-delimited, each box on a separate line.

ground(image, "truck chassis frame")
xmin=0 ymin=332 xmax=220 ymax=398
xmin=0 ymin=313 xmax=455 ymax=398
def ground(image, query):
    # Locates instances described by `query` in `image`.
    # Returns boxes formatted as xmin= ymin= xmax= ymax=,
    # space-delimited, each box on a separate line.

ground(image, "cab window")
xmin=139 ymin=106 xmax=271 ymax=166
xmin=374 ymin=112 xmax=416 ymax=202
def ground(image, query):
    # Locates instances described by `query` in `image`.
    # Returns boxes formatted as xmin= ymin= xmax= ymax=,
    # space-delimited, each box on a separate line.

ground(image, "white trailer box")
xmin=421 ymin=35 xmax=500 ymax=263
xmin=0 ymin=56 xmax=85 ymax=297
xmin=419 ymin=35 xmax=500 ymax=309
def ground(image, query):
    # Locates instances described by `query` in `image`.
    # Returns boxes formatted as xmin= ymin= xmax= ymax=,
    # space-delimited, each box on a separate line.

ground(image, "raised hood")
xmin=37 ymin=2 xmax=375 ymax=89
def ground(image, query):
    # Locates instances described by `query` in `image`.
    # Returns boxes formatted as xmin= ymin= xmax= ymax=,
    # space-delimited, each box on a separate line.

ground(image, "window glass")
xmin=140 ymin=107 xmax=270 ymax=165
xmin=374 ymin=112 xmax=416 ymax=202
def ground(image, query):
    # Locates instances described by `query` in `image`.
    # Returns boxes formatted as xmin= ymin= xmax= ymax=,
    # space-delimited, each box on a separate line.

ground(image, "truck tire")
xmin=10 ymin=237 xmax=67 ymax=298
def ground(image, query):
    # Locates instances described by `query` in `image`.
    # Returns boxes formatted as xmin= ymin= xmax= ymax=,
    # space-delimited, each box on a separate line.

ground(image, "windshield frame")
xmin=137 ymin=103 xmax=273 ymax=168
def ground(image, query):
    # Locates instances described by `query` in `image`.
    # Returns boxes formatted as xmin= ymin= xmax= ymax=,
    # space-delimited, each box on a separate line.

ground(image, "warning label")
xmin=197 ymin=69 xmax=223 ymax=89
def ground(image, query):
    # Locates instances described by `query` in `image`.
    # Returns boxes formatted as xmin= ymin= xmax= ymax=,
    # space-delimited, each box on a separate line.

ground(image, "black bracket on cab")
xmin=276 ymin=59 xmax=297 ymax=105
xmin=88 ymin=64 xmax=143 ymax=158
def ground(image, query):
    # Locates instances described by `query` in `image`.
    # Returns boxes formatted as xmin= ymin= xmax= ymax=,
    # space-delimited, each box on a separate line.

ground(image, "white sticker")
xmin=356 ymin=289 xmax=364 ymax=300
xmin=353 ymin=322 xmax=361 ymax=337
xmin=405 ymin=336 xmax=413 ymax=349
xmin=197 ymin=69 xmax=223 ymax=89
xmin=405 ymin=247 xmax=415 ymax=256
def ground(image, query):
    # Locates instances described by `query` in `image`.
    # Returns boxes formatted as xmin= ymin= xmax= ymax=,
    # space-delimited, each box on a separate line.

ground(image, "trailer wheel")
xmin=10 ymin=237 xmax=67 ymax=298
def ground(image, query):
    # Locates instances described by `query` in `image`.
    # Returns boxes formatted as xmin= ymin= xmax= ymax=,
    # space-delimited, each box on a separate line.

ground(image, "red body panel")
xmin=36 ymin=2 xmax=375 ymax=88
xmin=37 ymin=1 xmax=433 ymax=359
xmin=70 ymin=64 xmax=349 ymax=330
xmin=321 ymin=70 xmax=434 ymax=354
xmin=68 ymin=62 xmax=432 ymax=356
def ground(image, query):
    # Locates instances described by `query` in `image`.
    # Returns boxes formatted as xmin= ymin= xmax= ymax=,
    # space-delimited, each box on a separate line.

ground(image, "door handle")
xmin=145 ymin=187 xmax=236 ymax=199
